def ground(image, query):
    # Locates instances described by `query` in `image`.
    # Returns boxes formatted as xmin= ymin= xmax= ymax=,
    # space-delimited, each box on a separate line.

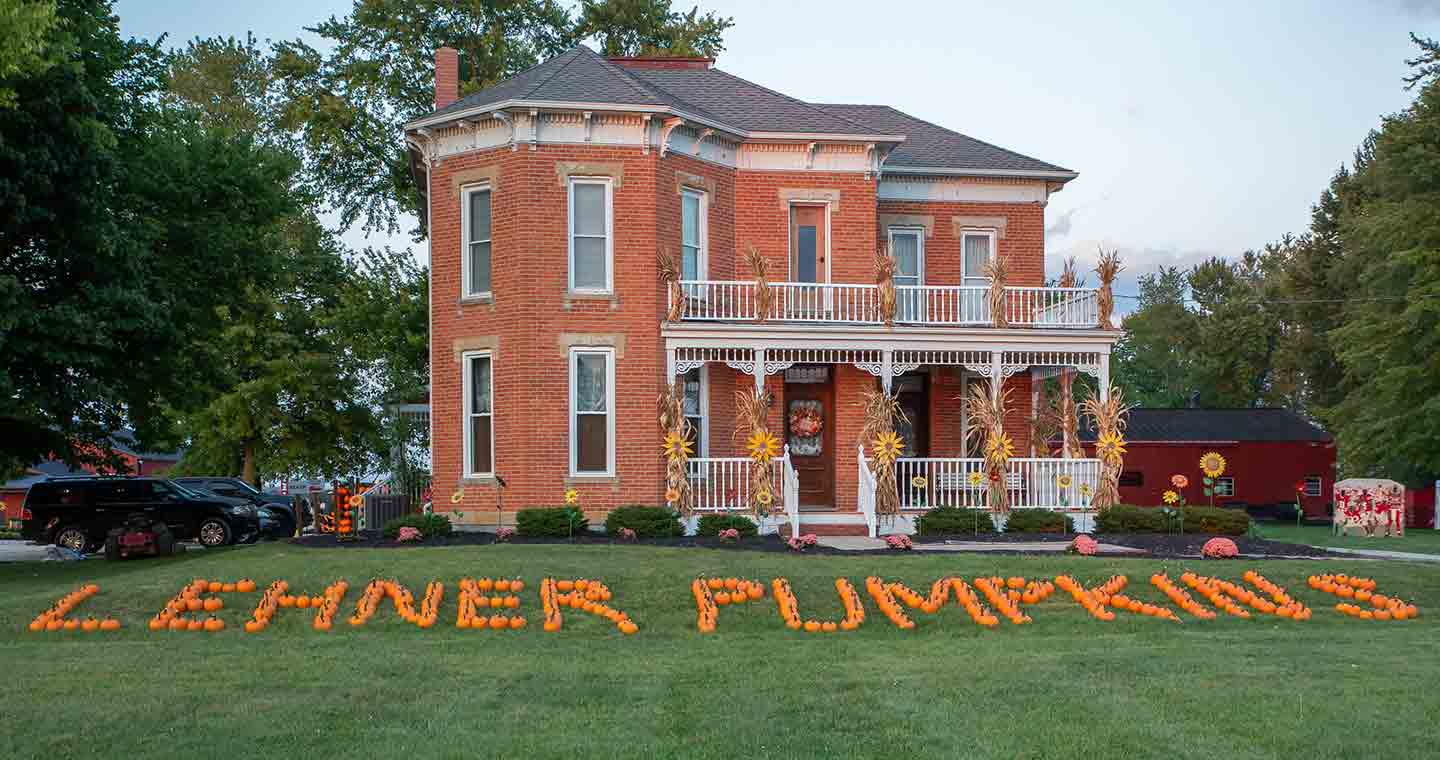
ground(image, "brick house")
xmin=406 ymin=46 xmax=1118 ymax=535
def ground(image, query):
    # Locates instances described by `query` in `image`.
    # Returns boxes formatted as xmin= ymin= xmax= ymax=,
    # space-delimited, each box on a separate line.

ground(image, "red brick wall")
xmin=429 ymin=143 xmax=1050 ymax=520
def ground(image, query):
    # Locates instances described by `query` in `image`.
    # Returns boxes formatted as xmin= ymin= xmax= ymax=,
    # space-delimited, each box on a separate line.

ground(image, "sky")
xmin=115 ymin=0 xmax=1439 ymax=302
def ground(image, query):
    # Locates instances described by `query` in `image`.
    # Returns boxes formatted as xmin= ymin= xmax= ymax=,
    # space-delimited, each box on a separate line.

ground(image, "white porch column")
xmin=1099 ymin=352 xmax=1111 ymax=400
xmin=990 ymin=350 xmax=1003 ymax=399
xmin=880 ymin=349 xmax=894 ymax=393
xmin=665 ymin=347 xmax=677 ymax=386
xmin=753 ymin=347 xmax=766 ymax=393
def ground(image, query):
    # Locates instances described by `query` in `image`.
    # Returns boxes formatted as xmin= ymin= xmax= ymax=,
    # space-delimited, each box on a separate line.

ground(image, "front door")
xmin=784 ymin=366 xmax=835 ymax=510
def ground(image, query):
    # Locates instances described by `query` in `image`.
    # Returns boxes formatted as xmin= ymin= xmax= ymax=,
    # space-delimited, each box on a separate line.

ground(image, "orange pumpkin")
xmin=81 ymin=618 xmax=100 ymax=632
xmin=187 ymin=620 xmax=204 ymax=632
xmin=619 ymin=621 xmax=638 ymax=635
xmin=236 ymin=579 xmax=256 ymax=593
xmin=208 ymin=581 xmax=223 ymax=593
xmin=510 ymin=616 xmax=526 ymax=629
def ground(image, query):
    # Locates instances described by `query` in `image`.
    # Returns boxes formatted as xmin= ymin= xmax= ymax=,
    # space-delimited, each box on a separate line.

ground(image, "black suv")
xmin=20 ymin=477 xmax=260 ymax=553
xmin=171 ymin=477 xmax=309 ymax=536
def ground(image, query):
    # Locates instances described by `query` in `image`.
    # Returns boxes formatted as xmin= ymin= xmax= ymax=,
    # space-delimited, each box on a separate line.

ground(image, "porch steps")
xmin=781 ymin=512 xmax=872 ymax=537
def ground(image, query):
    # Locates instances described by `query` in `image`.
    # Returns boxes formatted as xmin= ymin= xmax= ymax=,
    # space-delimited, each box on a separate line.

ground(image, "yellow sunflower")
xmin=1056 ymin=473 xmax=1073 ymax=490
xmin=986 ymin=433 xmax=1015 ymax=461
xmin=967 ymin=471 xmax=984 ymax=487
xmin=911 ymin=475 xmax=928 ymax=489
xmin=1199 ymin=452 xmax=1227 ymax=479
xmin=664 ymin=487 xmax=681 ymax=503
xmin=747 ymin=430 xmax=781 ymax=463
xmin=1163 ymin=490 xmax=1179 ymax=505
xmin=871 ymin=431 xmax=906 ymax=465
xmin=564 ymin=489 xmax=579 ymax=505
xmin=755 ymin=489 xmax=774 ymax=506
xmin=1095 ymin=431 xmax=1127 ymax=463
xmin=1079 ymin=483 xmax=1093 ymax=498
xmin=661 ymin=431 xmax=694 ymax=459
xmin=450 ymin=489 xmax=465 ymax=504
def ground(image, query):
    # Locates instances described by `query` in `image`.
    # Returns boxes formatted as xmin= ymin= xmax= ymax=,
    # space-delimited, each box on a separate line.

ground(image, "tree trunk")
xmin=241 ymin=441 xmax=258 ymax=487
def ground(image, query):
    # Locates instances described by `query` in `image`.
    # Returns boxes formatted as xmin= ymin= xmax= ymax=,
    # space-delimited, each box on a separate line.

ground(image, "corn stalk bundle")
xmin=733 ymin=388 xmax=776 ymax=516
xmin=984 ymin=255 xmax=1010 ymax=328
xmin=1094 ymin=247 xmax=1123 ymax=330
xmin=874 ymin=245 xmax=897 ymax=327
xmin=657 ymin=247 xmax=686 ymax=322
xmin=744 ymin=245 xmax=772 ymax=323
xmin=859 ymin=388 xmax=907 ymax=518
xmin=1058 ymin=256 xmax=1083 ymax=289
xmin=657 ymin=384 xmax=694 ymax=515
xmin=1079 ymin=385 xmax=1131 ymax=512
xmin=964 ymin=378 xmax=1013 ymax=514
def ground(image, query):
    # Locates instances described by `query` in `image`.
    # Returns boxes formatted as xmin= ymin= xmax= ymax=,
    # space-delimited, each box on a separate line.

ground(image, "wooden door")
xmin=790 ymin=205 xmax=826 ymax=283
xmin=893 ymin=373 xmax=929 ymax=459
xmin=784 ymin=367 xmax=835 ymax=509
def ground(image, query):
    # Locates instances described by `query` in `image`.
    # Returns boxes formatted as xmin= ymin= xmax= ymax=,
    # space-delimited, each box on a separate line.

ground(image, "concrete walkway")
xmin=1317 ymin=546 xmax=1440 ymax=563
xmin=816 ymin=537 xmax=1146 ymax=554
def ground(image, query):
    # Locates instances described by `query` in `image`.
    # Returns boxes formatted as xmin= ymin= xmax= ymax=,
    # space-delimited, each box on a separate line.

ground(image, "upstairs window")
xmin=888 ymin=227 xmax=924 ymax=321
xmin=681 ymin=189 xmax=706 ymax=280
xmin=961 ymin=229 xmax=995 ymax=287
xmin=463 ymin=185 xmax=492 ymax=297
xmin=569 ymin=178 xmax=613 ymax=293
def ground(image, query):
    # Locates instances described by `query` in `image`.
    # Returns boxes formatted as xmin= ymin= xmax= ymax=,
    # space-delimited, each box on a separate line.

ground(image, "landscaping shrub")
xmin=1093 ymin=505 xmax=1165 ymax=534
xmin=696 ymin=514 xmax=759 ymax=537
xmin=914 ymin=507 xmax=996 ymax=535
xmin=382 ymin=513 xmax=453 ymax=539
xmin=515 ymin=507 xmax=590 ymax=537
xmin=1183 ymin=506 xmax=1251 ymax=536
xmin=604 ymin=505 xmax=683 ymax=538
xmin=1002 ymin=509 xmax=1073 ymax=533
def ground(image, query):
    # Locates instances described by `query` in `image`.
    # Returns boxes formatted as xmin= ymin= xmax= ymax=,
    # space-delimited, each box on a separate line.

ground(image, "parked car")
xmin=171 ymin=477 xmax=309 ymax=536
xmin=20 ymin=476 xmax=260 ymax=553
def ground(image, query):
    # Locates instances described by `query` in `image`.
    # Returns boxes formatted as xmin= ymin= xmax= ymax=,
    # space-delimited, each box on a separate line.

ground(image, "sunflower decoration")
xmin=1079 ymin=483 xmax=1093 ymax=498
xmin=755 ymin=489 xmax=774 ymax=507
xmin=661 ymin=431 xmax=694 ymax=460
xmin=1094 ymin=430 xmax=1127 ymax=464
xmin=1055 ymin=473 xmax=1073 ymax=490
xmin=450 ymin=489 xmax=465 ymax=505
xmin=1163 ymin=490 xmax=1180 ymax=505
xmin=985 ymin=433 xmax=1015 ymax=462
xmin=1171 ymin=474 xmax=1189 ymax=489
xmin=665 ymin=487 xmax=681 ymax=504
xmin=968 ymin=471 xmax=984 ymax=487
xmin=911 ymin=475 xmax=928 ymax=489
xmin=747 ymin=430 xmax=782 ymax=464
xmin=1199 ymin=452 xmax=1227 ymax=479
xmin=564 ymin=489 xmax=579 ymax=506
xmin=871 ymin=431 xmax=906 ymax=466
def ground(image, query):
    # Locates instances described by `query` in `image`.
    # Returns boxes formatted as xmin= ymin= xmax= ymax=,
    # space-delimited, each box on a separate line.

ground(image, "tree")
xmin=1324 ymin=35 xmax=1440 ymax=483
xmin=1185 ymin=253 xmax=1283 ymax=407
xmin=271 ymin=0 xmax=733 ymax=235
xmin=0 ymin=0 xmax=58 ymax=108
xmin=1111 ymin=267 xmax=1197 ymax=408
xmin=575 ymin=0 xmax=732 ymax=58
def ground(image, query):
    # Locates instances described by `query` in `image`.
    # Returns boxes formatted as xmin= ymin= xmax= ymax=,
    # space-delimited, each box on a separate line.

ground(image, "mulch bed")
xmin=289 ymin=530 xmax=1341 ymax=558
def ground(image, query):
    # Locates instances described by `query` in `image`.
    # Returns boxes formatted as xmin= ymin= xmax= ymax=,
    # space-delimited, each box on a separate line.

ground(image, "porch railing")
xmin=891 ymin=457 xmax=1101 ymax=511
xmin=687 ymin=452 xmax=797 ymax=535
xmin=675 ymin=280 xmax=1099 ymax=328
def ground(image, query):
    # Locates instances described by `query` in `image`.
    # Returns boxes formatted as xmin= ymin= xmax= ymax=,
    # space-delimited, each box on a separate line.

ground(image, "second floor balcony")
xmin=671 ymin=280 xmax=1101 ymax=329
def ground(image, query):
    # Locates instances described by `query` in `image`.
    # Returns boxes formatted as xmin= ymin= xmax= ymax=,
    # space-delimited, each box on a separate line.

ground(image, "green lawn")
xmin=1256 ymin=523 xmax=1440 ymax=555
xmin=2 ymin=542 xmax=1438 ymax=759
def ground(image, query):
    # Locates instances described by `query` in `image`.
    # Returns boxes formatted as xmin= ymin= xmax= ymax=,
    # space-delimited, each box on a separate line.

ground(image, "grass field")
xmin=3 ymin=542 xmax=1438 ymax=759
xmin=1256 ymin=523 xmax=1440 ymax=555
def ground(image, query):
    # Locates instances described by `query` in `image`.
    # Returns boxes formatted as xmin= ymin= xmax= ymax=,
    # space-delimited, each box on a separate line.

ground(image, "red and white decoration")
xmin=1332 ymin=478 xmax=1405 ymax=538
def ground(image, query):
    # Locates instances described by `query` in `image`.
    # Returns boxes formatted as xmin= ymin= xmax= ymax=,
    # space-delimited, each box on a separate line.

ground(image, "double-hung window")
xmin=888 ymin=227 xmax=924 ymax=321
xmin=1215 ymin=477 xmax=1235 ymax=498
xmin=1303 ymin=476 xmax=1323 ymax=497
xmin=462 ymin=185 xmax=492 ymax=297
xmin=961 ymin=229 xmax=995 ymax=286
xmin=570 ymin=347 xmax=615 ymax=476
xmin=569 ymin=178 xmax=613 ymax=293
xmin=463 ymin=352 xmax=493 ymax=477
xmin=681 ymin=367 xmax=707 ymax=456
xmin=681 ymin=189 xmax=706 ymax=281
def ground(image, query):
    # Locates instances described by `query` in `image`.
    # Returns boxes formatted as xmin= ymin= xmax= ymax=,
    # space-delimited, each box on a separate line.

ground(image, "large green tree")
xmin=271 ymin=0 xmax=732 ymax=235
xmin=1111 ymin=267 xmax=1198 ymax=408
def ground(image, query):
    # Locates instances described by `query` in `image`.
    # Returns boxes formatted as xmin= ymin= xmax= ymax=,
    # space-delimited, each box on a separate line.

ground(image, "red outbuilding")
xmin=1078 ymin=408 xmax=1336 ymax=519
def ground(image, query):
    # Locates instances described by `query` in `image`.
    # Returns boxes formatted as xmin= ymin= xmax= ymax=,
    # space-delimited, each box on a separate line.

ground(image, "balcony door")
xmin=789 ymin=205 xmax=828 ymax=318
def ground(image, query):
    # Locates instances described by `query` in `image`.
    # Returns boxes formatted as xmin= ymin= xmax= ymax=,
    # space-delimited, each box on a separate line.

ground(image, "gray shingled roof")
xmin=417 ymin=45 xmax=1071 ymax=176
xmin=814 ymin=103 xmax=1071 ymax=174
xmin=1077 ymin=409 xmax=1333 ymax=443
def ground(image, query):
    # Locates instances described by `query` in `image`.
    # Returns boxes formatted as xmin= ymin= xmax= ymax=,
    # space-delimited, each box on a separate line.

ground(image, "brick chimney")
xmin=434 ymin=46 xmax=459 ymax=110
xmin=607 ymin=56 xmax=713 ymax=71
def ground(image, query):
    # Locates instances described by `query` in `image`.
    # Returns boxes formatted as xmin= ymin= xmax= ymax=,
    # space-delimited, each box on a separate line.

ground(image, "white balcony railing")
xmin=674 ymin=280 xmax=1099 ymax=328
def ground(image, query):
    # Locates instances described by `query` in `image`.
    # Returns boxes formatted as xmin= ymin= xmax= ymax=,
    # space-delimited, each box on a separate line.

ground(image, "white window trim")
xmin=887 ymin=226 xmax=925 ymax=285
xmin=461 ymin=350 xmax=494 ymax=478
xmin=1303 ymin=476 xmax=1323 ymax=498
xmin=567 ymin=177 xmax=614 ymax=294
xmin=1215 ymin=477 xmax=1235 ymax=498
xmin=569 ymin=346 xmax=616 ymax=477
xmin=680 ymin=187 xmax=708 ymax=281
xmin=461 ymin=184 xmax=492 ymax=299
xmin=961 ymin=228 xmax=997 ymax=285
